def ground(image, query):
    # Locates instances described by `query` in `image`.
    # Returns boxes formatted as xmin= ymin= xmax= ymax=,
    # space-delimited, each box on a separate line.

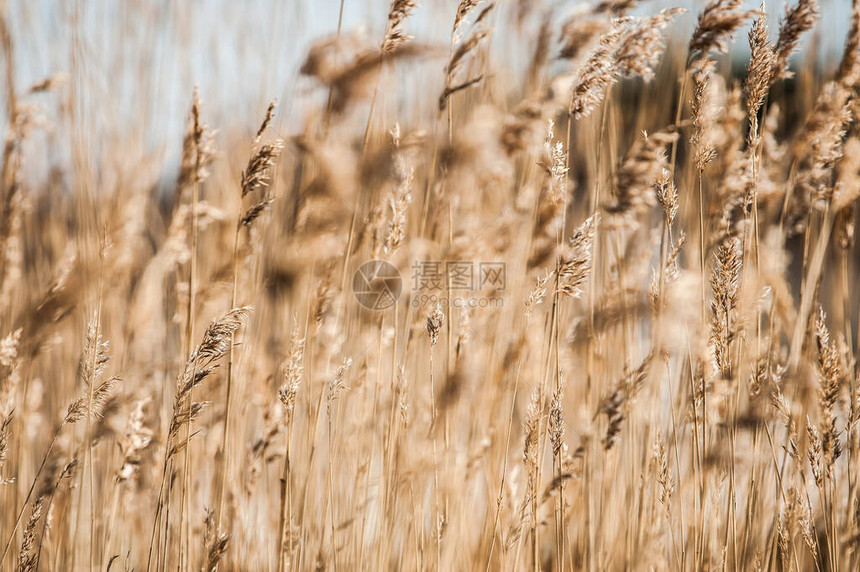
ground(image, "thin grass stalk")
xmin=0 ymin=428 xmax=62 ymax=566
xmin=178 ymin=99 xmax=203 ymax=572
xmin=84 ymin=258 xmax=104 ymax=572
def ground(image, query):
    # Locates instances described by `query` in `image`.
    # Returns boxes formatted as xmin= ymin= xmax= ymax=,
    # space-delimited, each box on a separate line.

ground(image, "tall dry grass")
xmin=1 ymin=0 xmax=860 ymax=570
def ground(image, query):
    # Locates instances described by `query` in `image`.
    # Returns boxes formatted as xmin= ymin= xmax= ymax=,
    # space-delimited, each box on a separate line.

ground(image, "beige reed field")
xmin=2 ymin=0 xmax=860 ymax=569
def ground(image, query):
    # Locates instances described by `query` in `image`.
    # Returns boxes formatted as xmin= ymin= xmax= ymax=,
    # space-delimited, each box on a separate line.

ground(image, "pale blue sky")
xmin=3 ymin=0 xmax=854 ymax=181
